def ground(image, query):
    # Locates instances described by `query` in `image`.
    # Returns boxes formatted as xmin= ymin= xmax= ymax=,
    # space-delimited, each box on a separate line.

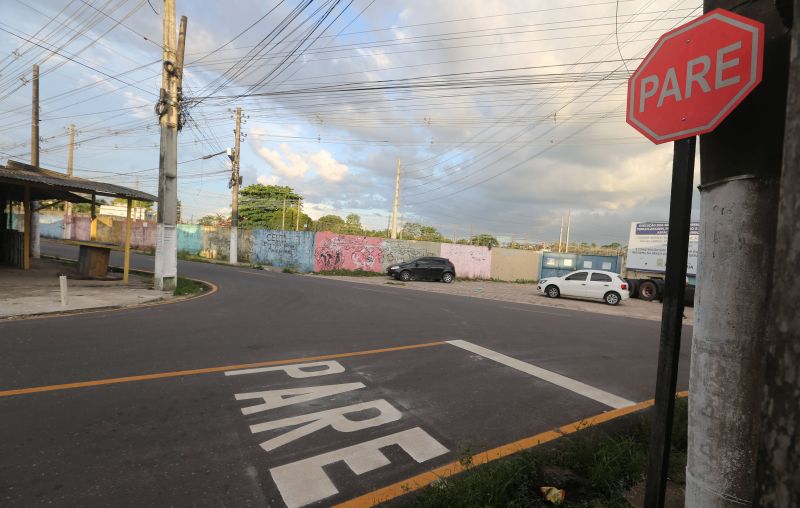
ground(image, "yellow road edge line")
xmin=0 ymin=341 xmax=446 ymax=398
xmin=335 ymin=391 xmax=690 ymax=508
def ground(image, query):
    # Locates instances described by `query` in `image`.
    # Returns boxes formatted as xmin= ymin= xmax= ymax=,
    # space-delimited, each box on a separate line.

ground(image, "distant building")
xmin=98 ymin=204 xmax=152 ymax=220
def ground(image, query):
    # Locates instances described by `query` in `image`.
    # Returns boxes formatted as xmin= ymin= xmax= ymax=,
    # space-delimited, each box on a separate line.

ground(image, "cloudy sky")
xmin=0 ymin=0 xmax=703 ymax=244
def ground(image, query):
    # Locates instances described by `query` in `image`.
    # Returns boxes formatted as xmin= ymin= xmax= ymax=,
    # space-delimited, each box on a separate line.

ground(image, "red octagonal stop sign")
xmin=626 ymin=9 xmax=764 ymax=144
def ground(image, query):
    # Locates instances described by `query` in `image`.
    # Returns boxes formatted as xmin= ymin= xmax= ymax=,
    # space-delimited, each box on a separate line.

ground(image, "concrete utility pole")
xmin=154 ymin=0 xmax=187 ymax=291
xmin=686 ymin=1 xmax=792 ymax=506
xmin=295 ymin=198 xmax=301 ymax=231
xmin=390 ymin=158 xmax=400 ymax=239
xmin=230 ymin=107 xmax=241 ymax=265
xmin=564 ymin=210 xmax=571 ymax=253
xmin=281 ymin=198 xmax=286 ymax=230
xmin=557 ymin=215 xmax=564 ymax=253
xmin=754 ymin=1 xmax=799 ymax=504
xmin=63 ymin=124 xmax=75 ymax=239
xmin=30 ymin=64 xmax=40 ymax=259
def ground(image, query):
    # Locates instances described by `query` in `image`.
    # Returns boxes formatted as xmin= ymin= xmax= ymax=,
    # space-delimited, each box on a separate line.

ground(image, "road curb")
xmin=0 ymin=255 xmax=218 ymax=323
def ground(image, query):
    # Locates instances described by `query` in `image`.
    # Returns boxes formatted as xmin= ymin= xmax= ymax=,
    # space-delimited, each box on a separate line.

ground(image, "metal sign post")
xmin=643 ymin=137 xmax=695 ymax=506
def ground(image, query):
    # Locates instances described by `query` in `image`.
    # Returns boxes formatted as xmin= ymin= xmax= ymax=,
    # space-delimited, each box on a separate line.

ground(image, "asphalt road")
xmin=0 ymin=240 xmax=692 ymax=507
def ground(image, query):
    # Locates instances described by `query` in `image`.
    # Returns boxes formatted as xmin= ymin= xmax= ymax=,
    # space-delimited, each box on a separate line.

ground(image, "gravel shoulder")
xmin=310 ymin=275 xmax=694 ymax=325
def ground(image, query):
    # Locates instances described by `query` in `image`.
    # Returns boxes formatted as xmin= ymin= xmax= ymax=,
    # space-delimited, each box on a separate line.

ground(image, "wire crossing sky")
xmin=0 ymin=0 xmax=702 ymax=243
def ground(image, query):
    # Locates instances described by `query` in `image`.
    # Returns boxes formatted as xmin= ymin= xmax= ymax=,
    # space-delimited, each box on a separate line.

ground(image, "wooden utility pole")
xmin=390 ymin=158 xmax=400 ymax=239
xmin=686 ymin=1 xmax=791 ymax=506
xmin=64 ymin=124 xmax=75 ymax=239
xmin=230 ymin=107 xmax=241 ymax=264
xmin=154 ymin=0 xmax=187 ymax=291
xmin=564 ymin=210 xmax=571 ymax=253
xmin=30 ymin=63 xmax=40 ymax=259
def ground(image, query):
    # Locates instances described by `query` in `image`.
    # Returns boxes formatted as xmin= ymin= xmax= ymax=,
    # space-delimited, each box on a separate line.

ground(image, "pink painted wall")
xmin=440 ymin=243 xmax=492 ymax=279
xmin=314 ymin=232 xmax=383 ymax=272
xmin=72 ymin=216 xmax=91 ymax=241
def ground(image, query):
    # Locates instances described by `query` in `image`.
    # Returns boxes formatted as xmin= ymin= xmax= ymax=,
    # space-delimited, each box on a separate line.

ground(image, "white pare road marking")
xmin=250 ymin=399 xmax=402 ymax=452
xmin=235 ymin=382 xmax=366 ymax=415
xmin=224 ymin=360 xmax=345 ymax=378
xmin=447 ymin=340 xmax=634 ymax=409
xmin=270 ymin=427 xmax=449 ymax=508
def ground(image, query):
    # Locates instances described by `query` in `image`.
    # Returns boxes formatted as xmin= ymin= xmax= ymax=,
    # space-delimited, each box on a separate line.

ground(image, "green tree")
xmin=239 ymin=184 xmax=302 ymax=229
xmin=342 ymin=213 xmax=363 ymax=234
xmin=315 ymin=214 xmax=345 ymax=232
xmin=198 ymin=214 xmax=226 ymax=226
xmin=112 ymin=197 xmax=153 ymax=210
xmin=400 ymin=222 xmax=446 ymax=242
xmin=470 ymin=234 xmax=499 ymax=247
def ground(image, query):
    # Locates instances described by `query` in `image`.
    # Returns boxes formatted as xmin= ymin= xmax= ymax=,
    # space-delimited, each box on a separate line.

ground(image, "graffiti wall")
xmin=177 ymin=224 xmax=202 ymax=254
xmin=314 ymin=232 xmax=382 ymax=272
xmin=440 ymin=243 xmax=492 ymax=279
xmin=28 ymin=215 xmax=555 ymax=281
xmin=380 ymin=239 xmax=440 ymax=271
xmin=252 ymin=230 xmax=314 ymax=272
xmin=200 ymin=226 xmax=230 ymax=261
xmin=490 ymin=248 xmax=541 ymax=281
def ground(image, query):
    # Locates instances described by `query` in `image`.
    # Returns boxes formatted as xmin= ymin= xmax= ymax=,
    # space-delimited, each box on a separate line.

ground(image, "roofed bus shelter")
xmin=0 ymin=160 xmax=156 ymax=282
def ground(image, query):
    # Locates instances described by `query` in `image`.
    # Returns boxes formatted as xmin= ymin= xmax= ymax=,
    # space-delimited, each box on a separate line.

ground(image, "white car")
xmin=537 ymin=270 xmax=630 ymax=305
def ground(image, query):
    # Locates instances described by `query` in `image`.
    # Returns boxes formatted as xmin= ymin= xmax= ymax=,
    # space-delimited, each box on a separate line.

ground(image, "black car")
xmin=387 ymin=257 xmax=456 ymax=283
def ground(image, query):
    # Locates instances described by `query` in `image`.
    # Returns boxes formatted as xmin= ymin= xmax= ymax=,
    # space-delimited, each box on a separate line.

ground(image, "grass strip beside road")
xmin=338 ymin=393 xmax=689 ymax=508
xmin=173 ymin=277 xmax=206 ymax=296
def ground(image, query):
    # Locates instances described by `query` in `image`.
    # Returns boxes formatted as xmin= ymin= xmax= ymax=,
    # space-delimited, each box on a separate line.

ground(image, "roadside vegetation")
xmin=401 ymin=398 xmax=688 ymax=508
xmin=173 ymin=277 xmax=205 ymax=296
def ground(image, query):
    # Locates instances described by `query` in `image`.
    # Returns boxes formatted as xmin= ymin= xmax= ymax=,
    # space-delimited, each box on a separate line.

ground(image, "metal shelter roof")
xmin=0 ymin=160 xmax=156 ymax=202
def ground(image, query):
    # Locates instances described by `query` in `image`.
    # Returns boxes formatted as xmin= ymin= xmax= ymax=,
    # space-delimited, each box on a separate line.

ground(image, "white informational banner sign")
xmin=627 ymin=221 xmax=699 ymax=276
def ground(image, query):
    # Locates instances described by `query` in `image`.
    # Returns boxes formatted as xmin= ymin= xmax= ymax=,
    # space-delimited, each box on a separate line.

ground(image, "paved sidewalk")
xmin=0 ymin=258 xmax=172 ymax=319
xmin=311 ymin=275 xmax=694 ymax=325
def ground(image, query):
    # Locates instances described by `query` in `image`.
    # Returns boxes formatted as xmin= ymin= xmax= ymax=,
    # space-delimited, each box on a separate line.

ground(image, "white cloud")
xmin=309 ymin=150 xmax=348 ymax=182
xmin=254 ymin=143 xmax=348 ymax=183
xmin=257 ymin=174 xmax=280 ymax=185
xmin=257 ymin=144 xmax=310 ymax=179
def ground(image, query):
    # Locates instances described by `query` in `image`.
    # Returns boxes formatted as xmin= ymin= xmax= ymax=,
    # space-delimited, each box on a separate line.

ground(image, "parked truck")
xmin=623 ymin=221 xmax=698 ymax=306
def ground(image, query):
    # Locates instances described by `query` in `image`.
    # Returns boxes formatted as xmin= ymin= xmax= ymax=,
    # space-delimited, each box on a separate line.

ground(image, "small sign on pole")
xmin=625 ymin=8 xmax=764 ymax=508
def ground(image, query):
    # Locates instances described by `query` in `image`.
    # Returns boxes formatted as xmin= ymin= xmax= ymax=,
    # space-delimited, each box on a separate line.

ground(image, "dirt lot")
xmin=312 ymin=275 xmax=694 ymax=325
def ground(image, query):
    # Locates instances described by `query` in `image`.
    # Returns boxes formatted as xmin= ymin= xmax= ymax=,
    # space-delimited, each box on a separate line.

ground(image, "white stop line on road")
xmin=223 ymin=340 xmax=634 ymax=507
xmin=447 ymin=340 xmax=635 ymax=409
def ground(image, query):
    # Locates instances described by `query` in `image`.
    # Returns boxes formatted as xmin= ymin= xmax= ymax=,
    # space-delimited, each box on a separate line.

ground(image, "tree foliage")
xmin=400 ymin=222 xmax=447 ymax=242
xmin=470 ymin=234 xmax=499 ymax=247
xmin=239 ymin=184 xmax=309 ymax=229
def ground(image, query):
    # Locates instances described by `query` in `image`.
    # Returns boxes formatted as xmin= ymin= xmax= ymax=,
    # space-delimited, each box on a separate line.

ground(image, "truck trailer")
xmin=623 ymin=221 xmax=698 ymax=306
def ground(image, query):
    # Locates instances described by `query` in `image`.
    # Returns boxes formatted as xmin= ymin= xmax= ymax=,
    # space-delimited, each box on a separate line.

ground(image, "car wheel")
xmin=442 ymin=272 xmax=453 ymax=283
xmin=545 ymin=285 xmax=560 ymax=298
xmin=604 ymin=291 xmax=621 ymax=306
xmin=400 ymin=270 xmax=412 ymax=281
xmin=638 ymin=281 xmax=658 ymax=301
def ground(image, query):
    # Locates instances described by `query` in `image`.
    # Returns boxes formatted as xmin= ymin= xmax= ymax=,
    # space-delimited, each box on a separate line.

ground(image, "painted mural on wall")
xmin=177 ymin=224 xmax=202 ymax=254
xmin=380 ymin=239 xmax=440 ymax=270
xmin=252 ymin=230 xmax=314 ymax=272
xmin=314 ymin=232 xmax=383 ymax=272
xmin=440 ymin=243 xmax=492 ymax=279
